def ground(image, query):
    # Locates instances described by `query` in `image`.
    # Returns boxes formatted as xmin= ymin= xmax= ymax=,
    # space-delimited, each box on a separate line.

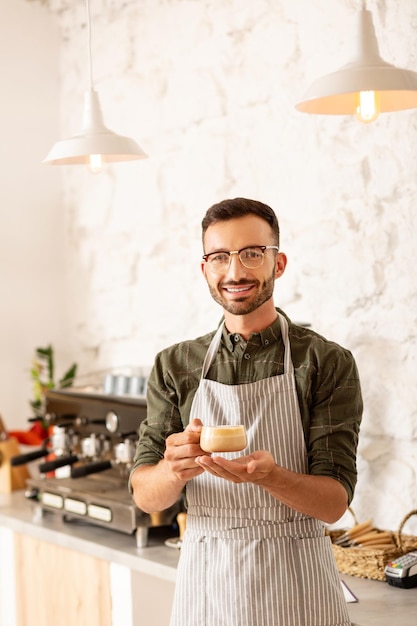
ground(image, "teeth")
xmin=226 ymin=286 xmax=250 ymax=293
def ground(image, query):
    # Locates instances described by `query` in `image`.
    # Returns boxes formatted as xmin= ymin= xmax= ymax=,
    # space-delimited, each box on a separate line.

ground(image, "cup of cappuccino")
xmin=200 ymin=425 xmax=247 ymax=453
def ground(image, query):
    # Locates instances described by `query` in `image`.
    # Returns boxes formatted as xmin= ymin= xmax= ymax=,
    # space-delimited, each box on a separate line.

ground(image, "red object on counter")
xmin=9 ymin=422 xmax=49 ymax=446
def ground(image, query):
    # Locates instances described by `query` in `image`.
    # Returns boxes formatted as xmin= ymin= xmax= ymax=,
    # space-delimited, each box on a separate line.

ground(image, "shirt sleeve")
xmin=129 ymin=350 xmax=184 ymax=479
xmin=301 ymin=341 xmax=363 ymax=505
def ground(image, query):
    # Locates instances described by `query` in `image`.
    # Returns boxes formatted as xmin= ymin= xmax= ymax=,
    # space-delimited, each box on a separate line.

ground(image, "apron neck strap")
xmin=200 ymin=313 xmax=293 ymax=380
xmin=201 ymin=322 xmax=224 ymax=378
xmin=278 ymin=313 xmax=293 ymax=375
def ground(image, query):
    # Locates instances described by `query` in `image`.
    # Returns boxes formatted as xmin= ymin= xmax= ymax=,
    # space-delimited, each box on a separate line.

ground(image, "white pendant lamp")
xmin=43 ymin=0 xmax=147 ymax=171
xmin=295 ymin=7 xmax=417 ymax=123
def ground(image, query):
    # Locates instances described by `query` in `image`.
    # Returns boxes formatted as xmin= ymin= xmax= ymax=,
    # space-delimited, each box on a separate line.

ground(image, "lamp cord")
xmin=86 ymin=0 xmax=93 ymax=90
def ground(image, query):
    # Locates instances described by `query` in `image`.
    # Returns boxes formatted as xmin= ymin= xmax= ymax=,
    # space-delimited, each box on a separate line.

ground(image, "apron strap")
xmin=278 ymin=313 xmax=294 ymax=376
xmin=201 ymin=322 xmax=224 ymax=378
xmin=200 ymin=313 xmax=293 ymax=379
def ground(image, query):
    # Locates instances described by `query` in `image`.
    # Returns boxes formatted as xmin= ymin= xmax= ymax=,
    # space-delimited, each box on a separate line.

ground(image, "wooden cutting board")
xmin=0 ymin=437 xmax=30 ymax=493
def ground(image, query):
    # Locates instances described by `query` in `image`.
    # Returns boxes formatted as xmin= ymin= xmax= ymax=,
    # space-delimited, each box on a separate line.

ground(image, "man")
xmin=130 ymin=197 xmax=362 ymax=626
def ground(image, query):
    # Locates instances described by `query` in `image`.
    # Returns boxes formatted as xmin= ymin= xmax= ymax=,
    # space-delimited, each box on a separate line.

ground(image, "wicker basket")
xmin=328 ymin=509 xmax=417 ymax=581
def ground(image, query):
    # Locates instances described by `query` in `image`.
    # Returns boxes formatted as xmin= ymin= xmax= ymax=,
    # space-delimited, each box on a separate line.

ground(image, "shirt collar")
xmin=222 ymin=313 xmax=284 ymax=351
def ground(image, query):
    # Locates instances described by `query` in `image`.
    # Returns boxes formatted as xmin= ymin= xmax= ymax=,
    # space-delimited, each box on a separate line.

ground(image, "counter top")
xmin=1 ymin=491 xmax=416 ymax=624
xmin=340 ymin=573 xmax=417 ymax=626
xmin=0 ymin=491 xmax=180 ymax=582
xmin=340 ymin=574 xmax=417 ymax=626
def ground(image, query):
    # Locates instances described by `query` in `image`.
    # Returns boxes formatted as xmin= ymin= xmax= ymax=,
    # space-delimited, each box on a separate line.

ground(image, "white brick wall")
xmin=40 ymin=0 xmax=417 ymax=533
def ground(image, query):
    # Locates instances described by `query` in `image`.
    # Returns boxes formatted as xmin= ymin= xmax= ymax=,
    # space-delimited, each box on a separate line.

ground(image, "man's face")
xmin=201 ymin=214 xmax=286 ymax=316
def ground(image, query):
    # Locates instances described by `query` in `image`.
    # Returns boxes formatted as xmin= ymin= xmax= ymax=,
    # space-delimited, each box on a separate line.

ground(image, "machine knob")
xmin=25 ymin=487 xmax=39 ymax=500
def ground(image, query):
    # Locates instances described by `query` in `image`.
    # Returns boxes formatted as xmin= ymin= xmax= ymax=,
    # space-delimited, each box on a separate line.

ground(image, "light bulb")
xmin=88 ymin=153 xmax=103 ymax=174
xmin=355 ymin=90 xmax=380 ymax=124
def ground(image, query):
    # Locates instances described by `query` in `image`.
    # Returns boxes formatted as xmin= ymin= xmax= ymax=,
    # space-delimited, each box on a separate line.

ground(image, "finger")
xmin=167 ymin=426 xmax=201 ymax=448
xmin=165 ymin=442 xmax=204 ymax=465
xmin=207 ymin=456 xmax=250 ymax=473
xmin=195 ymin=455 xmax=216 ymax=468
xmin=173 ymin=465 xmax=206 ymax=481
xmin=195 ymin=456 xmax=244 ymax=481
xmin=195 ymin=460 xmax=224 ymax=479
xmin=195 ymin=456 xmax=223 ymax=473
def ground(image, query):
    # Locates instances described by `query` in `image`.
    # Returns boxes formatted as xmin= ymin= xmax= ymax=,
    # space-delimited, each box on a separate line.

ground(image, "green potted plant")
xmin=30 ymin=345 xmax=77 ymax=419
xmin=9 ymin=346 xmax=77 ymax=446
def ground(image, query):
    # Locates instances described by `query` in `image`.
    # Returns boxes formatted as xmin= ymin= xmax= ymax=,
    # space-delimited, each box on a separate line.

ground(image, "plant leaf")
xmin=58 ymin=363 xmax=77 ymax=388
xmin=35 ymin=345 xmax=54 ymax=384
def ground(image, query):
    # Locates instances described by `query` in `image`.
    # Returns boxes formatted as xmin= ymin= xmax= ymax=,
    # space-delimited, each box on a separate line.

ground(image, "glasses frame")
xmin=202 ymin=245 xmax=279 ymax=271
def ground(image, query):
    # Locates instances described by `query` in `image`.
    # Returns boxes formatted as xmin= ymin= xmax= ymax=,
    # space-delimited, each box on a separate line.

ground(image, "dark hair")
xmin=201 ymin=197 xmax=280 ymax=247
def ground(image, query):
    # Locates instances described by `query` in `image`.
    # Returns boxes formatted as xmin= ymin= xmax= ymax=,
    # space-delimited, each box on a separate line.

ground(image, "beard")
xmin=207 ymin=269 xmax=276 ymax=316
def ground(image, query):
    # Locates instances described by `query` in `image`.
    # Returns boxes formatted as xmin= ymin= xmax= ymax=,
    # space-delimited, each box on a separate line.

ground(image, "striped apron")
xmin=170 ymin=314 xmax=350 ymax=626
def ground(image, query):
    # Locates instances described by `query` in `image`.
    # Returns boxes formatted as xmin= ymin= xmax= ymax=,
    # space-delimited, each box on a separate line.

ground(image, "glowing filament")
xmin=355 ymin=90 xmax=380 ymax=124
xmin=88 ymin=153 xmax=103 ymax=173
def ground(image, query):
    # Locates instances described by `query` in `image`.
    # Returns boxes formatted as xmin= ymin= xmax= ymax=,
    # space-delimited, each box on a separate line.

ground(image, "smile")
xmin=223 ymin=285 xmax=253 ymax=293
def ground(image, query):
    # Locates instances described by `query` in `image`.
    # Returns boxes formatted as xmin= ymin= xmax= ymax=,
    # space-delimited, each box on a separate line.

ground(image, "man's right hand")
xmin=163 ymin=418 xmax=209 ymax=481
xmin=131 ymin=418 xmax=208 ymax=513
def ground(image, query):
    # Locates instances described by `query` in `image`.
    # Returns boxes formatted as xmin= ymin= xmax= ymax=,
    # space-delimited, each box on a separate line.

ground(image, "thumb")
xmin=246 ymin=459 xmax=257 ymax=474
xmin=186 ymin=418 xmax=203 ymax=432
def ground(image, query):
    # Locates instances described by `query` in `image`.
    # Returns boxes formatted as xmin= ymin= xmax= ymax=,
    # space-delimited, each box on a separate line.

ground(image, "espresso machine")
xmin=11 ymin=383 xmax=181 ymax=547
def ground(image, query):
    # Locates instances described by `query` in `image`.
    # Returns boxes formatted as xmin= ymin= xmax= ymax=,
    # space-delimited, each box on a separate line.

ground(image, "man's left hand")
xmin=194 ymin=450 xmax=275 ymax=484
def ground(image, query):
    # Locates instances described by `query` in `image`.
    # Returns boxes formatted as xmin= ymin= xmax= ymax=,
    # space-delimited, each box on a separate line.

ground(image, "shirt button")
xmin=234 ymin=334 xmax=240 ymax=342
xmin=244 ymin=353 xmax=251 ymax=360
xmin=264 ymin=339 xmax=270 ymax=345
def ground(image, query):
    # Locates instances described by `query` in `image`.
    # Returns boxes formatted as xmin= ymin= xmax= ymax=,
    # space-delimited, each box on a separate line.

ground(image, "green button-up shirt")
xmin=131 ymin=309 xmax=363 ymax=504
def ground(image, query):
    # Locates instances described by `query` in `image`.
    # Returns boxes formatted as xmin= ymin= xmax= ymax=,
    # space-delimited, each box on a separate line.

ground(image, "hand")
xmin=163 ymin=418 xmax=210 ymax=482
xmin=194 ymin=450 xmax=276 ymax=484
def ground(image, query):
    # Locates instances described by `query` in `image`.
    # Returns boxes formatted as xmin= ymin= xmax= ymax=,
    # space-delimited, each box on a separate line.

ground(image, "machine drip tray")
xmin=26 ymin=471 xmax=180 ymax=547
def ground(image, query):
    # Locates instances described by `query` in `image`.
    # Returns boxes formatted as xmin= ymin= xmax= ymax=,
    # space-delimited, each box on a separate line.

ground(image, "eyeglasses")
xmin=202 ymin=245 xmax=279 ymax=272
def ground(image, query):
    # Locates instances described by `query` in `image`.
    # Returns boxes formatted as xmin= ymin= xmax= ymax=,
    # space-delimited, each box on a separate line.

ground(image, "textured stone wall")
xmin=41 ymin=0 xmax=417 ymax=533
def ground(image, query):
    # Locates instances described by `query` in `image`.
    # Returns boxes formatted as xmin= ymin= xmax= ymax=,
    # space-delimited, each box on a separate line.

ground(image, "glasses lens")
xmin=206 ymin=252 xmax=230 ymax=271
xmin=239 ymin=247 xmax=264 ymax=268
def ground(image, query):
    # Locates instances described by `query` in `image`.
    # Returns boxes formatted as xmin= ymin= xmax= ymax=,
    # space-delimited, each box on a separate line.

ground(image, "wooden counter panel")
xmin=14 ymin=532 xmax=112 ymax=626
